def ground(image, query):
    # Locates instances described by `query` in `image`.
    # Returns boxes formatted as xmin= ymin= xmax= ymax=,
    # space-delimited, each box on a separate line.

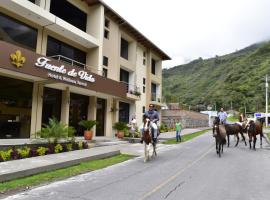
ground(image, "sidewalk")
xmin=0 ymin=127 xmax=209 ymax=182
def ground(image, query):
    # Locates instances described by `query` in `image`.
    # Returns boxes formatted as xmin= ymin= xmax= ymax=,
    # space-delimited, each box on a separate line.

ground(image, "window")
xmin=119 ymin=102 xmax=130 ymax=123
xmin=142 ymin=106 xmax=145 ymax=113
xmin=151 ymin=83 xmax=157 ymax=101
xmin=143 ymin=78 xmax=146 ymax=85
xmin=47 ymin=36 xmax=86 ymax=68
xmin=120 ymin=68 xmax=129 ymax=92
xmin=151 ymin=59 xmax=156 ymax=75
xmin=103 ymin=68 xmax=108 ymax=78
xmin=0 ymin=13 xmax=37 ymax=51
xmin=143 ymin=51 xmax=146 ymax=65
xmin=120 ymin=38 xmax=129 ymax=60
xmin=103 ymin=56 xmax=108 ymax=66
xmin=105 ymin=18 xmax=110 ymax=28
xmin=120 ymin=69 xmax=129 ymax=83
xmin=143 ymin=86 xmax=145 ymax=93
xmin=104 ymin=30 xmax=109 ymax=39
xmin=50 ymin=0 xmax=87 ymax=32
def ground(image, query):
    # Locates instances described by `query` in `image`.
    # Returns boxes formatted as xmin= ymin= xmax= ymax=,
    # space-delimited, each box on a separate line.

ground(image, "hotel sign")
xmin=0 ymin=40 xmax=127 ymax=98
xmin=35 ymin=57 xmax=95 ymax=87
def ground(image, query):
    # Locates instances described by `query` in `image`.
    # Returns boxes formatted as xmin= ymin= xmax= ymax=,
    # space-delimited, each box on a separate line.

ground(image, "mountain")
xmin=162 ymin=41 xmax=270 ymax=112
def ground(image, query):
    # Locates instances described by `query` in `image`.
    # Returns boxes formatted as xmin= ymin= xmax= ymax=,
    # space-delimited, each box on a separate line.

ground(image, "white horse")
xmin=142 ymin=118 xmax=157 ymax=162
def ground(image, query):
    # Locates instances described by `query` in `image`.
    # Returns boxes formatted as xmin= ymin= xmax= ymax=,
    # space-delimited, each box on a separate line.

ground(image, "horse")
xmin=142 ymin=117 xmax=157 ymax=162
xmin=213 ymin=117 xmax=226 ymax=157
xmin=225 ymin=123 xmax=247 ymax=147
xmin=246 ymin=120 xmax=265 ymax=150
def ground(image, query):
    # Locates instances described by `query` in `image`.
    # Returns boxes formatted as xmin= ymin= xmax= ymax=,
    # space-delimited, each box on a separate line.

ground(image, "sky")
xmin=103 ymin=0 xmax=270 ymax=68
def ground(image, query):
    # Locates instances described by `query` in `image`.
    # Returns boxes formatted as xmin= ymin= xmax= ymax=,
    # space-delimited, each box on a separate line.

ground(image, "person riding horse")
xmin=140 ymin=104 xmax=159 ymax=143
xmin=218 ymin=108 xmax=227 ymax=124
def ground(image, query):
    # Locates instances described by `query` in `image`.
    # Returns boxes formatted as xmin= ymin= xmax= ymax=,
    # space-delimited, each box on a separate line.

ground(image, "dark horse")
xmin=142 ymin=117 xmax=157 ymax=162
xmin=225 ymin=122 xmax=247 ymax=147
xmin=246 ymin=120 xmax=265 ymax=150
xmin=213 ymin=117 xmax=226 ymax=157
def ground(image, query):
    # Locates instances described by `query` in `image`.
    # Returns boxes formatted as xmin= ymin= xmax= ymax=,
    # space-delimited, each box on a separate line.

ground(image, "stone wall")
xmin=161 ymin=109 xmax=209 ymax=128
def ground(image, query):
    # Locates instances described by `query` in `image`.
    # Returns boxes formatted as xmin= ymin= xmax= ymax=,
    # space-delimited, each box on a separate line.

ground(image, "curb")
xmin=0 ymin=148 xmax=120 ymax=182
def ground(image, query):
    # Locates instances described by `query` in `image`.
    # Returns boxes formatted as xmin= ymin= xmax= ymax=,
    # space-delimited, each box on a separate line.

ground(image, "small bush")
xmin=0 ymin=149 xmax=12 ymax=162
xmin=29 ymin=148 xmax=38 ymax=157
xmin=37 ymin=147 xmax=48 ymax=156
xmin=54 ymin=144 xmax=63 ymax=153
xmin=72 ymin=142 xmax=79 ymax=150
xmin=17 ymin=147 xmax=30 ymax=158
xmin=66 ymin=143 xmax=73 ymax=151
xmin=47 ymin=144 xmax=55 ymax=154
xmin=82 ymin=142 xmax=88 ymax=149
xmin=11 ymin=147 xmax=21 ymax=160
xmin=78 ymin=142 xmax=83 ymax=150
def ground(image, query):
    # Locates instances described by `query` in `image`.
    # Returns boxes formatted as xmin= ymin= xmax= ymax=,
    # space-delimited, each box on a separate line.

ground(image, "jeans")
xmin=141 ymin=121 xmax=158 ymax=139
xmin=176 ymin=130 xmax=181 ymax=142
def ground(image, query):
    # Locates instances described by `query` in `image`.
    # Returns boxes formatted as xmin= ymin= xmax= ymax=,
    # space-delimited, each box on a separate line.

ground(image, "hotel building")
xmin=0 ymin=0 xmax=170 ymax=139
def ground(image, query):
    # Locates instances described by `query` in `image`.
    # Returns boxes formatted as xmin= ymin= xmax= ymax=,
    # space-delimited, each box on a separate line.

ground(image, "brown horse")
xmin=225 ymin=123 xmax=247 ymax=147
xmin=142 ymin=117 xmax=157 ymax=162
xmin=213 ymin=117 xmax=226 ymax=157
xmin=246 ymin=120 xmax=265 ymax=150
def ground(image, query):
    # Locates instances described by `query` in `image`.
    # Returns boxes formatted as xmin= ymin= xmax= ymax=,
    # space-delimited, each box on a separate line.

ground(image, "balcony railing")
xmin=151 ymin=92 xmax=162 ymax=102
xmin=50 ymin=55 xmax=104 ymax=76
xmin=121 ymin=82 xmax=141 ymax=97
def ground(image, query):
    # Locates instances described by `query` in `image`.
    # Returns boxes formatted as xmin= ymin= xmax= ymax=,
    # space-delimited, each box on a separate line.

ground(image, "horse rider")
xmin=140 ymin=104 xmax=159 ymax=143
xmin=218 ymin=107 xmax=227 ymax=125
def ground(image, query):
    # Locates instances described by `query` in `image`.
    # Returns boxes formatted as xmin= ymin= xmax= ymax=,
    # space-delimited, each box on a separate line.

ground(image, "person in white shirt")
xmin=218 ymin=108 xmax=227 ymax=124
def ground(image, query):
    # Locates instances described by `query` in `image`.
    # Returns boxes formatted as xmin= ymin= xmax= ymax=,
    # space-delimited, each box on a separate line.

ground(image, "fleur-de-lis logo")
xmin=10 ymin=50 xmax=26 ymax=68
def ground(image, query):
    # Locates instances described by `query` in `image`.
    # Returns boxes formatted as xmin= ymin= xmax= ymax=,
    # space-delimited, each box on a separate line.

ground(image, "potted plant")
xmin=113 ymin=121 xmax=128 ymax=139
xmin=78 ymin=120 xmax=97 ymax=140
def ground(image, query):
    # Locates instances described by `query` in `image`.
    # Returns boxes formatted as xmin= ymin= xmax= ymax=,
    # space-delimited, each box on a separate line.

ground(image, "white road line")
xmin=139 ymin=145 xmax=214 ymax=200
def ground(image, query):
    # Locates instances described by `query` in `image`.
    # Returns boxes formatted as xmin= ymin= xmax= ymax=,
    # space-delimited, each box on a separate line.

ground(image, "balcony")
xmin=50 ymin=55 xmax=104 ymax=76
xmin=122 ymin=82 xmax=141 ymax=101
xmin=2 ymin=0 xmax=99 ymax=48
xmin=150 ymin=93 xmax=165 ymax=107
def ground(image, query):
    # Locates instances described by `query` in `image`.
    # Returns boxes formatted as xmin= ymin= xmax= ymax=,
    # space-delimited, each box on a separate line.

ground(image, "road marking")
xmin=139 ymin=145 xmax=213 ymax=200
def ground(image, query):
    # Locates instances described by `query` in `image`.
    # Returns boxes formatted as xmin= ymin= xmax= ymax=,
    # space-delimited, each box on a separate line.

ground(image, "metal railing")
xmin=151 ymin=92 xmax=162 ymax=102
xmin=121 ymin=82 xmax=141 ymax=96
xmin=49 ymin=55 xmax=104 ymax=76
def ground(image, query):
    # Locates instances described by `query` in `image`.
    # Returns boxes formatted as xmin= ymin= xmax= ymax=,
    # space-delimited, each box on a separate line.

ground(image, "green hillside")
xmin=162 ymin=42 xmax=270 ymax=112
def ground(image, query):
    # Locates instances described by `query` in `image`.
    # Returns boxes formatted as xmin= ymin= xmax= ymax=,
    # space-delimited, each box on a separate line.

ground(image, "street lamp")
xmin=266 ymin=75 xmax=268 ymax=127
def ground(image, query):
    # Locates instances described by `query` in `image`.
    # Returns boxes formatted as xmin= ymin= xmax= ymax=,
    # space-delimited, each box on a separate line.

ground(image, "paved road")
xmin=3 ymin=132 xmax=270 ymax=200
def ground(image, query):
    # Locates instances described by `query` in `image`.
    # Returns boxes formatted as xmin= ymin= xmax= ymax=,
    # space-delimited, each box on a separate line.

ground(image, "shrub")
xmin=54 ymin=144 xmax=63 ymax=153
xmin=78 ymin=142 xmax=83 ymax=150
xmin=37 ymin=147 xmax=48 ymax=156
xmin=37 ymin=117 xmax=75 ymax=143
xmin=66 ymin=143 xmax=73 ymax=152
xmin=17 ymin=147 xmax=30 ymax=158
xmin=113 ymin=121 xmax=128 ymax=131
xmin=134 ymin=131 xmax=141 ymax=138
xmin=72 ymin=142 xmax=79 ymax=150
xmin=0 ymin=149 xmax=12 ymax=162
xmin=47 ymin=144 xmax=55 ymax=154
xmin=82 ymin=142 xmax=88 ymax=149
xmin=160 ymin=123 xmax=168 ymax=133
xmin=124 ymin=128 xmax=130 ymax=137
xmin=78 ymin=120 xmax=97 ymax=131
xmin=11 ymin=147 xmax=21 ymax=160
xmin=29 ymin=148 xmax=38 ymax=157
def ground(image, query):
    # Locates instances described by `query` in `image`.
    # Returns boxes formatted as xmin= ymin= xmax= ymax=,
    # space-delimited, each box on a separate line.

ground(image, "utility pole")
xmin=266 ymin=75 xmax=268 ymax=127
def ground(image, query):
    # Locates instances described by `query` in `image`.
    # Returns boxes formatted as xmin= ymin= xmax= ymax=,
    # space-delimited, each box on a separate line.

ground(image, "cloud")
xmin=103 ymin=0 xmax=270 ymax=68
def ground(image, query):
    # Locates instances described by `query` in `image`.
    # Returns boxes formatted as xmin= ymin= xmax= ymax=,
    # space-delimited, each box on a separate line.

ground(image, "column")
xmin=30 ymin=82 xmax=43 ymax=138
xmin=88 ymin=96 xmax=97 ymax=136
xmin=61 ymin=87 xmax=70 ymax=125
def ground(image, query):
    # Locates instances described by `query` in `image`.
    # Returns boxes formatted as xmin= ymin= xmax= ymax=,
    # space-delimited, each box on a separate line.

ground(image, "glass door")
xmin=96 ymin=98 xmax=106 ymax=136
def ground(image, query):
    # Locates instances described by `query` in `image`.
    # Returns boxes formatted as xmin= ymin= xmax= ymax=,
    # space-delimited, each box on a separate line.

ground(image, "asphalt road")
xmin=4 ymin=132 xmax=270 ymax=200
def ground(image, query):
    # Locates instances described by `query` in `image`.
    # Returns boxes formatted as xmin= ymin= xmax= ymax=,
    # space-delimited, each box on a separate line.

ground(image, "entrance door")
xmin=96 ymin=98 xmax=106 ymax=136
xmin=42 ymin=87 xmax=62 ymax=125
xmin=69 ymin=93 xmax=89 ymax=136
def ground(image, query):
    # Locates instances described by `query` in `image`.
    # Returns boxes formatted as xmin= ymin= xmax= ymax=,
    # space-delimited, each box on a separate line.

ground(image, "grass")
xmin=162 ymin=129 xmax=210 ymax=145
xmin=0 ymin=154 xmax=133 ymax=194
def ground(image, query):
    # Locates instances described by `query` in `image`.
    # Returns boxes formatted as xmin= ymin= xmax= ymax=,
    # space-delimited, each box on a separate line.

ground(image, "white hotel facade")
xmin=0 ymin=0 xmax=170 ymax=139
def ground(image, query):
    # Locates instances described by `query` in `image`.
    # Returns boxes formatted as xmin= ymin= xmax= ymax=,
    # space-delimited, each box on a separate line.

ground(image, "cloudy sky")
xmin=103 ymin=0 xmax=270 ymax=68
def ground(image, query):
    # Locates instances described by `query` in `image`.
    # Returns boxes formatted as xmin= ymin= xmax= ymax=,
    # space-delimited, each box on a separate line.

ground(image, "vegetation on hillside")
xmin=163 ymin=41 xmax=270 ymax=113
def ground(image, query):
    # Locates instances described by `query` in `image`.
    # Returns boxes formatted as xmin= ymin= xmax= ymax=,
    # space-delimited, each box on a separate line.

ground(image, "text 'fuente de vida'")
xmin=35 ymin=57 xmax=96 ymax=87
